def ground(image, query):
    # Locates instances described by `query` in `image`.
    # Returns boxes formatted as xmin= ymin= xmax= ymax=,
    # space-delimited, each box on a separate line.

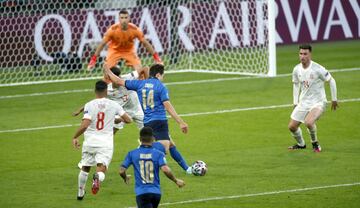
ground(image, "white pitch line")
xmin=180 ymin=98 xmax=360 ymax=117
xmin=0 ymin=98 xmax=359 ymax=134
xmin=0 ymin=68 xmax=359 ymax=100
xmin=0 ymin=124 xmax=77 ymax=133
xmin=180 ymin=104 xmax=291 ymax=117
xmin=134 ymin=182 xmax=359 ymax=207
xmin=0 ymin=89 xmax=92 ymax=100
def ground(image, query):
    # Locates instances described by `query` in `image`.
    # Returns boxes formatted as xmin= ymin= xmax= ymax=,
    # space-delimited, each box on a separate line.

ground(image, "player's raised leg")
xmin=92 ymin=148 xmax=113 ymax=195
xmin=169 ymin=140 xmax=192 ymax=174
xmin=92 ymin=163 xmax=107 ymax=195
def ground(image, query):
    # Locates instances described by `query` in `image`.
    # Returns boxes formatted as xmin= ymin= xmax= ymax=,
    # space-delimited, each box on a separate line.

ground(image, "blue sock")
xmin=169 ymin=146 xmax=189 ymax=171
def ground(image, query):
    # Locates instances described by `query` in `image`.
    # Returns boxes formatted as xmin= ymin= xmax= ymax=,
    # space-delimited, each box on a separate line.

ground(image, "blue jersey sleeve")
xmin=160 ymin=85 xmax=169 ymax=102
xmin=121 ymin=152 xmax=132 ymax=168
xmin=158 ymin=152 xmax=167 ymax=167
xmin=125 ymin=80 xmax=142 ymax=91
xmin=152 ymin=142 xmax=166 ymax=155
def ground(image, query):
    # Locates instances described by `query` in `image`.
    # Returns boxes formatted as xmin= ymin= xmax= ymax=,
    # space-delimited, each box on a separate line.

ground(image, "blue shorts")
xmin=144 ymin=120 xmax=170 ymax=140
xmin=136 ymin=193 xmax=161 ymax=208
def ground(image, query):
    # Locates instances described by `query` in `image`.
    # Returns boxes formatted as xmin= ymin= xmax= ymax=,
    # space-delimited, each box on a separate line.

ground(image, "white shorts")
xmin=114 ymin=111 xmax=144 ymax=130
xmin=80 ymin=146 xmax=113 ymax=168
xmin=290 ymin=102 xmax=326 ymax=123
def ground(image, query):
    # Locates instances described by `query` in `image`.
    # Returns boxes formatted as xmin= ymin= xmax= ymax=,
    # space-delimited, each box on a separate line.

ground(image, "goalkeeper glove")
xmin=87 ymin=55 xmax=97 ymax=71
xmin=153 ymin=53 xmax=163 ymax=65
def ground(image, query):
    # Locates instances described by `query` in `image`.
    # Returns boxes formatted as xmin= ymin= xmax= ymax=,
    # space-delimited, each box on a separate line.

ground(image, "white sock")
xmin=97 ymin=171 xmax=105 ymax=182
xmin=291 ymin=128 xmax=305 ymax=146
xmin=78 ymin=170 xmax=89 ymax=196
xmin=307 ymin=125 xmax=318 ymax=143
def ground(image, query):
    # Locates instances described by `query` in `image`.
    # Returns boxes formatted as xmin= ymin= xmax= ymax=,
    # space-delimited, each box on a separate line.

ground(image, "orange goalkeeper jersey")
xmin=103 ymin=23 xmax=145 ymax=52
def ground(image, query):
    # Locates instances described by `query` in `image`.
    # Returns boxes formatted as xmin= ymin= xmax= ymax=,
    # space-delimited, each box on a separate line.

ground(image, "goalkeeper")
xmin=87 ymin=9 xmax=162 ymax=77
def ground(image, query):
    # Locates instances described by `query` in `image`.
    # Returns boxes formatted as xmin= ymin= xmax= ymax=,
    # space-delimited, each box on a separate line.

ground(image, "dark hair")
xmin=149 ymin=64 xmax=164 ymax=77
xmin=95 ymin=80 xmax=107 ymax=93
xmin=110 ymin=66 xmax=121 ymax=77
xmin=299 ymin=44 xmax=312 ymax=52
xmin=119 ymin=9 xmax=129 ymax=15
xmin=140 ymin=127 xmax=154 ymax=143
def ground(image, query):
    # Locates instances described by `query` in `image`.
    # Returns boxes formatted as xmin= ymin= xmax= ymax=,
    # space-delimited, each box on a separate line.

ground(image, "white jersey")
xmin=107 ymin=84 xmax=130 ymax=107
xmin=83 ymin=97 xmax=125 ymax=148
xmin=107 ymin=72 xmax=143 ymax=116
xmin=292 ymin=61 xmax=332 ymax=108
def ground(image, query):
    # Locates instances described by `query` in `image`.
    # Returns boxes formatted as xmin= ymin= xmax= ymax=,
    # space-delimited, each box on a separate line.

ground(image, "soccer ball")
xmin=191 ymin=160 xmax=207 ymax=176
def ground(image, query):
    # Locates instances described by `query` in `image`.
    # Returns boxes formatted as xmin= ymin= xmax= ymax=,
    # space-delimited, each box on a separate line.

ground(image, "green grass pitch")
xmin=0 ymin=40 xmax=359 ymax=208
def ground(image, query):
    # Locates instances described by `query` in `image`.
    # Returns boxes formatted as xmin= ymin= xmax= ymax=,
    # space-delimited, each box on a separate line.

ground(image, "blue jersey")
xmin=121 ymin=145 xmax=167 ymax=196
xmin=152 ymin=141 xmax=166 ymax=154
xmin=125 ymin=78 xmax=169 ymax=124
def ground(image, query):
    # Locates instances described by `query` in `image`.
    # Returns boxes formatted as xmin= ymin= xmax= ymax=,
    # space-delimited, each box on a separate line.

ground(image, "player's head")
xmin=95 ymin=80 xmax=108 ymax=97
xmin=139 ymin=127 xmax=154 ymax=144
xmin=149 ymin=64 xmax=165 ymax=81
xmin=299 ymin=44 xmax=312 ymax=52
xmin=119 ymin=9 xmax=130 ymax=28
xmin=110 ymin=66 xmax=122 ymax=87
xmin=110 ymin=66 xmax=121 ymax=77
xmin=299 ymin=44 xmax=312 ymax=65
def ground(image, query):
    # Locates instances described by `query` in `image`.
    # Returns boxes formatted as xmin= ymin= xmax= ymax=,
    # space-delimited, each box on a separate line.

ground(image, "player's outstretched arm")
xmin=161 ymin=165 xmax=185 ymax=188
xmin=119 ymin=167 xmax=130 ymax=185
xmin=72 ymin=119 xmax=91 ymax=149
xmin=118 ymin=112 xmax=133 ymax=124
xmin=72 ymin=106 xmax=84 ymax=117
xmin=138 ymin=66 xmax=149 ymax=79
xmin=104 ymin=64 xmax=126 ymax=86
xmin=87 ymin=40 xmax=107 ymax=71
xmin=163 ymin=101 xmax=188 ymax=134
xmin=142 ymin=39 xmax=163 ymax=65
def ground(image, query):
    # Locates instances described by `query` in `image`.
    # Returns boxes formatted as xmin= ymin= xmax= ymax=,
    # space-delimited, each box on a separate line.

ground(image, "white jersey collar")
xmin=301 ymin=60 xmax=313 ymax=71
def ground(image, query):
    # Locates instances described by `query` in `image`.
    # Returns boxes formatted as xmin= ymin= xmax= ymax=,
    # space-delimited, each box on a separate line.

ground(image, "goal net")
xmin=0 ymin=0 xmax=276 ymax=86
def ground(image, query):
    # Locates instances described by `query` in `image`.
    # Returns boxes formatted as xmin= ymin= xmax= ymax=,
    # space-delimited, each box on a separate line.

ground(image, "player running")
xmin=72 ymin=80 xmax=132 ymax=200
xmin=73 ymin=66 xmax=146 ymax=169
xmin=105 ymin=64 xmax=193 ymax=174
xmin=119 ymin=127 xmax=185 ymax=208
xmin=73 ymin=66 xmax=145 ymax=133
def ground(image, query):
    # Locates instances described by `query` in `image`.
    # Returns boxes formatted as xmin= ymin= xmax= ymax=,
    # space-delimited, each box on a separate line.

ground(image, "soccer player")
xmin=73 ymin=66 xmax=145 ymax=133
xmin=73 ymin=66 xmax=148 ymax=169
xmin=73 ymin=66 xmax=145 ymax=169
xmin=72 ymin=80 xmax=132 ymax=200
xmin=105 ymin=64 xmax=193 ymax=174
xmin=87 ymin=9 xmax=162 ymax=75
xmin=119 ymin=127 xmax=185 ymax=208
xmin=288 ymin=44 xmax=338 ymax=152
xmin=108 ymin=66 xmax=145 ymax=132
